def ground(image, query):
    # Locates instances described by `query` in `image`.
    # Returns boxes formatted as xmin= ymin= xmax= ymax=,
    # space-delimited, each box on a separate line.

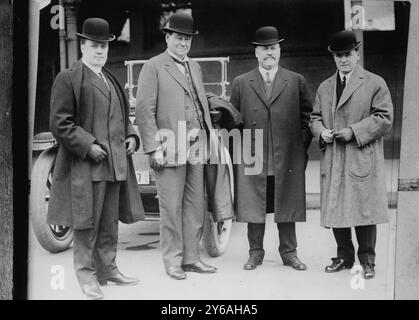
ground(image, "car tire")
xmin=30 ymin=148 xmax=73 ymax=253
xmin=202 ymin=210 xmax=233 ymax=257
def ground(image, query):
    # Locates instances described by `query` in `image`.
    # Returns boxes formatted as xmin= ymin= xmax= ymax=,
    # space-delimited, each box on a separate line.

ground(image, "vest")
xmin=184 ymin=62 xmax=206 ymax=131
xmin=261 ymin=72 xmax=277 ymax=176
xmin=85 ymin=66 xmax=128 ymax=181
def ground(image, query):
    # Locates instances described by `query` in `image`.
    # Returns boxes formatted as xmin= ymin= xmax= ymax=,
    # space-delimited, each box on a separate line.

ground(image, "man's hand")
xmin=321 ymin=129 xmax=335 ymax=144
xmin=334 ymin=127 xmax=354 ymax=143
xmin=125 ymin=136 xmax=136 ymax=156
xmin=149 ymin=150 xmax=166 ymax=170
xmin=88 ymin=144 xmax=107 ymax=163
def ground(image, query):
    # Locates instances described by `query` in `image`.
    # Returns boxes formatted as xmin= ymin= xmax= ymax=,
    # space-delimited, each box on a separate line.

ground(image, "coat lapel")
xmin=269 ymin=67 xmax=288 ymax=105
xmin=188 ymin=61 xmax=207 ymax=108
xmin=336 ymin=64 xmax=365 ymax=110
xmin=90 ymin=72 xmax=111 ymax=101
xmin=163 ymin=52 xmax=190 ymax=94
xmin=69 ymin=60 xmax=84 ymax=109
xmin=249 ymin=68 xmax=268 ymax=108
xmin=326 ymin=73 xmax=337 ymax=121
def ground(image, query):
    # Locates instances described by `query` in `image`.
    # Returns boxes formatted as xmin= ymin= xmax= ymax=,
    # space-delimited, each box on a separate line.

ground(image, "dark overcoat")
xmin=309 ymin=64 xmax=393 ymax=227
xmin=230 ymin=66 xmax=313 ymax=223
xmin=47 ymin=60 xmax=145 ymax=230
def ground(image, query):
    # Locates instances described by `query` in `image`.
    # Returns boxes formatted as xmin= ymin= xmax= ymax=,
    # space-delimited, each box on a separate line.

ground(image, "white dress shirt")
xmin=338 ymin=69 xmax=354 ymax=84
xmin=259 ymin=65 xmax=278 ymax=84
xmin=167 ymin=49 xmax=188 ymax=75
xmin=82 ymin=57 xmax=110 ymax=90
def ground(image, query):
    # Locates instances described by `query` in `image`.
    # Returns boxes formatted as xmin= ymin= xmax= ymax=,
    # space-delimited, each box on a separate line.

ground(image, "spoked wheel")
xmin=30 ymin=149 xmax=73 ymax=253
xmin=202 ymin=211 xmax=233 ymax=257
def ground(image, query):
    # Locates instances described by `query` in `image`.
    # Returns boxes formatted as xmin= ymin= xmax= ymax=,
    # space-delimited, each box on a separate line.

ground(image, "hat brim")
xmin=163 ymin=27 xmax=199 ymax=36
xmin=76 ymin=33 xmax=116 ymax=42
xmin=328 ymin=41 xmax=362 ymax=54
xmin=251 ymin=38 xmax=284 ymax=46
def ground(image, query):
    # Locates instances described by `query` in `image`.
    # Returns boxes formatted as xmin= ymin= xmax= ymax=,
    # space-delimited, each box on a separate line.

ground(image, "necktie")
xmin=337 ymin=75 xmax=346 ymax=102
xmin=99 ymin=72 xmax=110 ymax=90
xmin=172 ymin=55 xmax=185 ymax=66
xmin=266 ymin=71 xmax=272 ymax=85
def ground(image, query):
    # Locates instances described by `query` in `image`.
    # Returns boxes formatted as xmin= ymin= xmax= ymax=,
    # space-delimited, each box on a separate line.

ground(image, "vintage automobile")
xmin=29 ymin=57 xmax=234 ymax=257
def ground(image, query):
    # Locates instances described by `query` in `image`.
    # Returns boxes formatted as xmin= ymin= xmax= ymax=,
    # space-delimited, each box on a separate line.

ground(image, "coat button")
xmin=253 ymin=108 xmax=258 ymax=111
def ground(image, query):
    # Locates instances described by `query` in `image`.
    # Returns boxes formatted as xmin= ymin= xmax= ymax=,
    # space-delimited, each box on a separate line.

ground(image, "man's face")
xmin=80 ymin=39 xmax=108 ymax=68
xmin=255 ymin=44 xmax=281 ymax=70
xmin=333 ymin=50 xmax=359 ymax=74
xmin=166 ymin=32 xmax=192 ymax=59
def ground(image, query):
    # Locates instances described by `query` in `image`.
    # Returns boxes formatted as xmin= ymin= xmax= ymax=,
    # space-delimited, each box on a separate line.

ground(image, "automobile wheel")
xmin=202 ymin=210 xmax=233 ymax=257
xmin=30 ymin=149 xmax=73 ymax=253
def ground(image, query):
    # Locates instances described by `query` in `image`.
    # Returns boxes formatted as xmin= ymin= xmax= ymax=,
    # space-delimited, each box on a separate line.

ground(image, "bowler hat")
xmin=328 ymin=30 xmax=362 ymax=54
xmin=76 ymin=18 xmax=116 ymax=42
xmin=163 ymin=12 xmax=198 ymax=36
xmin=251 ymin=26 xmax=284 ymax=46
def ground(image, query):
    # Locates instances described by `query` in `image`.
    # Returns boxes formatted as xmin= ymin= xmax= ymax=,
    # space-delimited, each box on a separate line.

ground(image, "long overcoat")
xmin=309 ymin=64 xmax=393 ymax=228
xmin=230 ymin=66 xmax=313 ymax=223
xmin=47 ymin=60 xmax=145 ymax=230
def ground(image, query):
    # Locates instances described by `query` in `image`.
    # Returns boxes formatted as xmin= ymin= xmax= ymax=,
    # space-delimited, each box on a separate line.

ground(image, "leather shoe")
xmin=283 ymin=256 xmax=307 ymax=271
xmin=361 ymin=263 xmax=375 ymax=279
xmin=325 ymin=257 xmax=353 ymax=273
xmin=182 ymin=261 xmax=217 ymax=274
xmin=243 ymin=255 xmax=263 ymax=270
xmin=98 ymin=272 xmax=139 ymax=286
xmin=167 ymin=266 xmax=187 ymax=280
xmin=81 ymin=282 xmax=104 ymax=300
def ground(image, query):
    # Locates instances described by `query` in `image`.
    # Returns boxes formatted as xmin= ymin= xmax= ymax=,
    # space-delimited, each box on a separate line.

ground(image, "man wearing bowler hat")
xmin=310 ymin=30 xmax=393 ymax=279
xmin=135 ymin=12 xmax=217 ymax=280
xmin=47 ymin=18 xmax=145 ymax=299
xmin=230 ymin=26 xmax=313 ymax=271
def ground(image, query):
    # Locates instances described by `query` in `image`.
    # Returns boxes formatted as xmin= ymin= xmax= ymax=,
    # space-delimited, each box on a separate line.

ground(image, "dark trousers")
xmin=247 ymin=176 xmax=298 ymax=261
xmin=332 ymin=225 xmax=377 ymax=265
xmin=73 ymin=181 xmax=120 ymax=285
xmin=247 ymin=222 xmax=297 ymax=261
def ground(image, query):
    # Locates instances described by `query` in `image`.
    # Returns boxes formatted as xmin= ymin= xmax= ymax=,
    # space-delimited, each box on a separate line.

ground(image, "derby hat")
xmin=328 ymin=30 xmax=362 ymax=54
xmin=76 ymin=18 xmax=116 ymax=42
xmin=163 ymin=12 xmax=198 ymax=36
xmin=251 ymin=26 xmax=284 ymax=46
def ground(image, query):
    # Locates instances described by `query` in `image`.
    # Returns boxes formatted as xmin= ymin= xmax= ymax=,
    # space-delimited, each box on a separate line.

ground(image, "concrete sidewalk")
xmin=305 ymin=159 xmax=399 ymax=209
xmin=28 ymin=210 xmax=396 ymax=300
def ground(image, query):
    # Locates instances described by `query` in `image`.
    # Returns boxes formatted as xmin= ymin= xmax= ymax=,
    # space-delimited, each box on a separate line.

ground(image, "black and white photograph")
xmin=1 ymin=0 xmax=419 ymax=304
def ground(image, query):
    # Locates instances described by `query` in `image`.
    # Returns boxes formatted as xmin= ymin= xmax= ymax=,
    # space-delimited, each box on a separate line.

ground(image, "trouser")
xmin=155 ymin=163 xmax=205 ymax=271
xmin=247 ymin=175 xmax=298 ymax=261
xmin=332 ymin=225 xmax=377 ymax=265
xmin=247 ymin=222 xmax=297 ymax=261
xmin=73 ymin=181 xmax=120 ymax=285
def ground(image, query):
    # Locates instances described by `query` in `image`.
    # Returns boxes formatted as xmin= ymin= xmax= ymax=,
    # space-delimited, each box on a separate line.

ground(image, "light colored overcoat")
xmin=135 ymin=51 xmax=213 ymax=164
xmin=310 ymin=64 xmax=393 ymax=228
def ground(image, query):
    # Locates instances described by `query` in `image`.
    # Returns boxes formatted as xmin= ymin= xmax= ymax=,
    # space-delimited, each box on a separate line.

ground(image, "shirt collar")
xmin=338 ymin=69 xmax=354 ymax=83
xmin=258 ymin=65 xmax=278 ymax=81
xmin=167 ymin=49 xmax=188 ymax=64
xmin=82 ymin=57 xmax=103 ymax=75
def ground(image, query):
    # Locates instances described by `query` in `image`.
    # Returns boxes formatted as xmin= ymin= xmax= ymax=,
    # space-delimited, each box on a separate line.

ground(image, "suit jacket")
xmin=230 ymin=66 xmax=313 ymax=223
xmin=135 ymin=51 xmax=213 ymax=166
xmin=309 ymin=64 xmax=393 ymax=227
xmin=47 ymin=60 xmax=145 ymax=230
